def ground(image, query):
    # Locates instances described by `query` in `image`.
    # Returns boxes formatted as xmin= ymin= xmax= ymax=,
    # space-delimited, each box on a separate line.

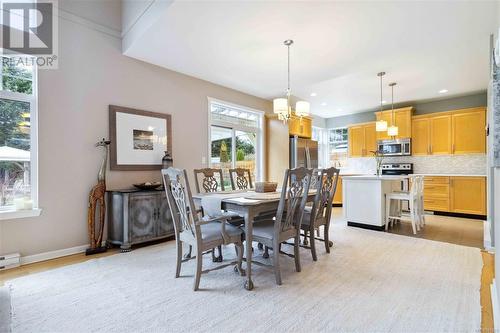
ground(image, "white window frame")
xmin=0 ymin=60 xmax=40 ymax=220
xmin=207 ymin=97 xmax=265 ymax=182
xmin=312 ymin=126 xmax=329 ymax=168
xmin=328 ymin=127 xmax=349 ymax=153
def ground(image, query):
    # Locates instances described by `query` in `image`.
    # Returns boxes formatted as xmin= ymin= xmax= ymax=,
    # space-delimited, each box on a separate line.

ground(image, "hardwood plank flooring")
xmin=0 ymin=249 xmax=119 ymax=287
xmin=481 ymin=251 xmax=495 ymax=332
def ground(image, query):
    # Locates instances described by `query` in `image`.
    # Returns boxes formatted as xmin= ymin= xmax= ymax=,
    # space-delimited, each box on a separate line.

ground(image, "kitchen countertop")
xmin=342 ymin=175 xmax=409 ymax=180
xmin=410 ymin=173 xmax=486 ymax=177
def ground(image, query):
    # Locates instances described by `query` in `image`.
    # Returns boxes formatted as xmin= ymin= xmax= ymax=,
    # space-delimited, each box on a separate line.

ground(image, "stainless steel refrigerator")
xmin=289 ymin=136 xmax=319 ymax=169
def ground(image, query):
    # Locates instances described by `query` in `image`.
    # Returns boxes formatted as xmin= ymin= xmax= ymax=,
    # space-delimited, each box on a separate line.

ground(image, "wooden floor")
xmin=0 ymin=211 xmax=495 ymax=331
xmin=0 ymin=249 xmax=120 ymax=287
xmin=387 ymin=212 xmax=484 ymax=248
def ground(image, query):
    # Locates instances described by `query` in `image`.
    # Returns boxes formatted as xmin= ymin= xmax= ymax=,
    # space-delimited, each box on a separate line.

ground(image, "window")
xmin=328 ymin=127 xmax=348 ymax=168
xmin=312 ymin=127 xmax=328 ymax=168
xmin=329 ymin=127 xmax=348 ymax=151
xmin=0 ymin=56 xmax=38 ymax=216
xmin=208 ymin=99 xmax=263 ymax=189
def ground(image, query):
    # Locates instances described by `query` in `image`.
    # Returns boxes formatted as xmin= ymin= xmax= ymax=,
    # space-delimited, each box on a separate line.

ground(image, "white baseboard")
xmin=491 ymin=280 xmax=500 ymax=329
xmin=20 ymin=244 xmax=91 ymax=265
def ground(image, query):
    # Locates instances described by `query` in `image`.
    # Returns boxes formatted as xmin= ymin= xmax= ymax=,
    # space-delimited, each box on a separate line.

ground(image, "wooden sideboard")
xmin=107 ymin=189 xmax=174 ymax=251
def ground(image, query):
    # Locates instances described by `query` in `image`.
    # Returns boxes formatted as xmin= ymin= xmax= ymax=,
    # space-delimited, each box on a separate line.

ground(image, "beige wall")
xmin=0 ymin=6 xmax=271 ymax=257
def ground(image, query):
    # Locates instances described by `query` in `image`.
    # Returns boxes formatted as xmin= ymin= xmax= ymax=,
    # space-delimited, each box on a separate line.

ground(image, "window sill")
xmin=0 ymin=208 xmax=42 ymax=221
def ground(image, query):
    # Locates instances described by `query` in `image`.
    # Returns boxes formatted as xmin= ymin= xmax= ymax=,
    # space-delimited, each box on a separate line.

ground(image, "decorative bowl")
xmin=255 ymin=182 xmax=278 ymax=193
xmin=133 ymin=182 xmax=162 ymax=190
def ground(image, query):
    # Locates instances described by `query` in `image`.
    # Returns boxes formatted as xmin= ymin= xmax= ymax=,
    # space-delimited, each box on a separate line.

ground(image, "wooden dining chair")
xmin=193 ymin=168 xmax=225 ymax=193
xmin=193 ymin=167 xmax=242 ymax=261
xmin=229 ymin=168 xmax=253 ymax=190
xmin=299 ymin=167 xmax=340 ymax=261
xmin=245 ymin=167 xmax=313 ymax=285
xmin=301 ymin=168 xmax=321 ymax=246
xmin=162 ymin=167 xmax=244 ymax=291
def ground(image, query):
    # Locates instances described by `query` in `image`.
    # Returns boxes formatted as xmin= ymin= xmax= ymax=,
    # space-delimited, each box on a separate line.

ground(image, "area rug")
xmin=0 ymin=286 xmax=11 ymax=333
xmin=6 ymin=223 xmax=482 ymax=332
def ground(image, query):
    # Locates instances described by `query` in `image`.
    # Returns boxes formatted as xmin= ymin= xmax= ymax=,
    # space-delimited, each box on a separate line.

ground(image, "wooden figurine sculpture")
xmin=86 ymin=138 xmax=111 ymax=255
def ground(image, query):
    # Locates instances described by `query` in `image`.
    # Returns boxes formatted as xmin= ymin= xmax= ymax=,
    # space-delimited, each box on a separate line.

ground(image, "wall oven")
xmin=377 ymin=138 xmax=411 ymax=156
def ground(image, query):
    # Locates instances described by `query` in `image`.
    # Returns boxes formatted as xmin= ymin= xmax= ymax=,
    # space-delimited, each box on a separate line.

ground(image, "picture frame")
xmin=109 ymin=105 xmax=172 ymax=171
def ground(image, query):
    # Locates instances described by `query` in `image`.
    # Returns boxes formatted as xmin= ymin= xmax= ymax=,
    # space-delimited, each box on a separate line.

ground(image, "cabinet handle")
xmin=452 ymin=143 xmax=455 ymax=153
xmin=430 ymin=144 xmax=432 ymax=154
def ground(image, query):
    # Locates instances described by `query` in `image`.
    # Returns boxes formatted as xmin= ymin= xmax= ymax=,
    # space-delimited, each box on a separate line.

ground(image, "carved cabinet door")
xmin=157 ymin=193 xmax=174 ymax=237
xmin=128 ymin=193 xmax=156 ymax=243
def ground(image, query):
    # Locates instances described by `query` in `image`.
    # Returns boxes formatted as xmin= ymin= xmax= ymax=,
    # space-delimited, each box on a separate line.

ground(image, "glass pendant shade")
xmin=273 ymin=98 xmax=288 ymax=115
xmin=387 ymin=125 xmax=398 ymax=136
xmin=376 ymin=120 xmax=388 ymax=132
xmin=295 ymin=101 xmax=310 ymax=117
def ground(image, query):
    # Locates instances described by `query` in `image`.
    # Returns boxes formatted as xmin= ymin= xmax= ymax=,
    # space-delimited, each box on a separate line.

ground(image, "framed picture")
xmin=109 ymin=105 xmax=172 ymax=171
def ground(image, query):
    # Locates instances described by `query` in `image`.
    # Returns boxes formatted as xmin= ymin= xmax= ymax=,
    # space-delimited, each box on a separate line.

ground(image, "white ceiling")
xmin=124 ymin=1 xmax=498 ymax=118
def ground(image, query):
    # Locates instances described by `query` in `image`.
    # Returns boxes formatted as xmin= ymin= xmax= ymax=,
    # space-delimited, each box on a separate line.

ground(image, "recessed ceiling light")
xmin=382 ymin=100 xmax=387 ymax=104
xmin=439 ymin=89 xmax=448 ymax=94
xmin=310 ymin=92 xmax=317 ymax=97
xmin=337 ymin=108 xmax=343 ymax=112
xmin=321 ymin=102 xmax=327 ymax=106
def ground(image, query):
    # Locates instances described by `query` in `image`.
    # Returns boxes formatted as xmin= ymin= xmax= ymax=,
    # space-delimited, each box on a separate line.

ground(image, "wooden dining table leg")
xmin=244 ymin=210 xmax=255 ymax=291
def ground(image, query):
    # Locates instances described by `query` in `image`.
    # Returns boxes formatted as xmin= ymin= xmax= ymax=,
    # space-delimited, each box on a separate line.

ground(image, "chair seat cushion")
xmin=252 ymin=220 xmax=275 ymax=240
xmin=201 ymin=222 xmax=242 ymax=243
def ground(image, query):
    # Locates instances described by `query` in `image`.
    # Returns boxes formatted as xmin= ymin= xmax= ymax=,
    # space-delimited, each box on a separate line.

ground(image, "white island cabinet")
xmin=342 ymin=175 xmax=408 ymax=230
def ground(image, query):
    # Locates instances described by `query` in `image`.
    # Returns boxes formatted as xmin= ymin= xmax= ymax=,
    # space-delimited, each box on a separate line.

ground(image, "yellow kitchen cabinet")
xmin=430 ymin=114 xmax=452 ymax=155
xmin=451 ymin=108 xmax=486 ymax=154
xmin=449 ymin=176 xmax=486 ymax=215
xmin=411 ymin=117 xmax=430 ymax=155
xmin=375 ymin=112 xmax=392 ymax=141
xmin=348 ymin=125 xmax=365 ymax=157
xmin=375 ymin=107 xmax=413 ymax=140
xmin=288 ymin=114 xmax=312 ymax=139
xmin=333 ymin=176 xmax=343 ymax=204
xmin=364 ymin=123 xmax=377 ymax=154
xmin=423 ymin=176 xmax=449 ymax=211
xmin=348 ymin=123 xmax=376 ymax=157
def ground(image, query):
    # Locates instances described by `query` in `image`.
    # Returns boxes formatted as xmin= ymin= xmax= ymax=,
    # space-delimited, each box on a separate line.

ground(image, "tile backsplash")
xmin=338 ymin=154 xmax=487 ymax=175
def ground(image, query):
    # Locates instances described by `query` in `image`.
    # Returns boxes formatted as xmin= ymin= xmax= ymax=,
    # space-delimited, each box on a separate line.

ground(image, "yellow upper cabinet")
xmin=411 ymin=117 xmax=430 ymax=155
xmin=364 ymin=123 xmax=377 ymax=154
xmin=348 ymin=122 xmax=376 ymax=157
xmin=430 ymin=114 xmax=452 ymax=155
xmin=348 ymin=125 xmax=365 ymax=157
xmin=451 ymin=107 xmax=486 ymax=154
xmin=375 ymin=112 xmax=392 ymax=141
xmin=288 ymin=114 xmax=312 ymax=139
xmin=375 ymin=107 xmax=413 ymax=140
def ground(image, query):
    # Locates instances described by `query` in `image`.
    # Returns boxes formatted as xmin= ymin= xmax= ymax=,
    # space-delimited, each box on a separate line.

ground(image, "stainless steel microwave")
xmin=377 ymin=138 xmax=411 ymax=156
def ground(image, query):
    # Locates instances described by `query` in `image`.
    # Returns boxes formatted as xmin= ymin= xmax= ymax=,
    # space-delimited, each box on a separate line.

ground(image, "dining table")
xmin=192 ymin=189 xmax=316 ymax=291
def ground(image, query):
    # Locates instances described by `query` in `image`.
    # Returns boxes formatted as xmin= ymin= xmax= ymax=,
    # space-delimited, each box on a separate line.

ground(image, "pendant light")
xmin=387 ymin=82 xmax=399 ymax=137
xmin=375 ymin=72 xmax=387 ymax=132
xmin=273 ymin=40 xmax=310 ymax=122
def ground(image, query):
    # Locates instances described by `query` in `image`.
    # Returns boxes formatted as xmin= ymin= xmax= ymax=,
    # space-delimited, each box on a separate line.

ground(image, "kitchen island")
xmin=342 ymin=175 xmax=408 ymax=230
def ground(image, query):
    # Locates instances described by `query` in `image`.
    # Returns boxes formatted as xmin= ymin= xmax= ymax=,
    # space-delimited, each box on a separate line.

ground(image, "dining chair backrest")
xmin=229 ymin=168 xmax=253 ymax=190
xmin=193 ymin=168 xmax=224 ymax=193
xmin=162 ymin=168 xmax=199 ymax=240
xmin=309 ymin=168 xmax=322 ymax=192
xmin=409 ymin=175 xmax=423 ymax=199
xmin=310 ymin=167 xmax=340 ymax=224
xmin=275 ymin=167 xmax=313 ymax=233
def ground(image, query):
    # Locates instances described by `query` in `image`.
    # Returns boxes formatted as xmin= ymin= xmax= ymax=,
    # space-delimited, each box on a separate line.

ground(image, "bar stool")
xmin=385 ymin=176 xmax=424 ymax=234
